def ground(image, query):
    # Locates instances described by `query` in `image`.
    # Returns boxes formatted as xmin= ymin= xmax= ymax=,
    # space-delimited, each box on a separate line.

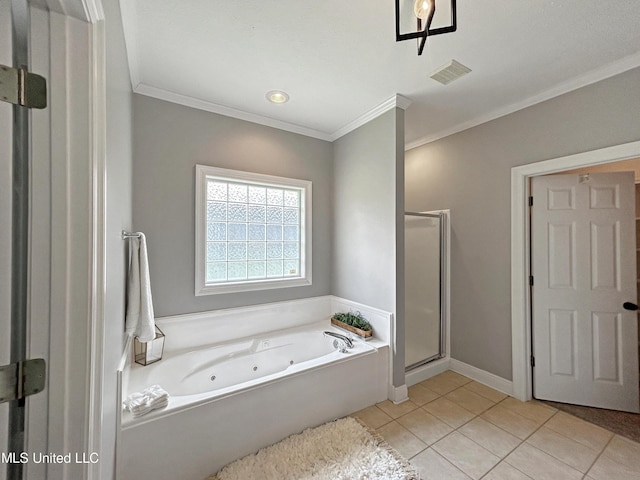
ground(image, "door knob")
xmin=623 ymin=302 xmax=639 ymax=311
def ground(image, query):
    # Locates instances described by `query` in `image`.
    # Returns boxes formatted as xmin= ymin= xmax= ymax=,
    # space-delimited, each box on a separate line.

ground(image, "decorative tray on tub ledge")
xmin=330 ymin=317 xmax=373 ymax=339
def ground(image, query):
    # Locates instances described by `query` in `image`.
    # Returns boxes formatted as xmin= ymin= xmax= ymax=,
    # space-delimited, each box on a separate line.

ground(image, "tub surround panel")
xmin=330 ymin=296 xmax=393 ymax=346
xmin=331 ymin=296 xmax=403 ymax=401
xmin=156 ymin=296 xmax=331 ymax=354
xmin=153 ymin=295 xmax=392 ymax=355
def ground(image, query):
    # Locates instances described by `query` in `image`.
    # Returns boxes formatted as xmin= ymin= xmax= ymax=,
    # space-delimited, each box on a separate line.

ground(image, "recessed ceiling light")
xmin=266 ymin=90 xmax=290 ymax=104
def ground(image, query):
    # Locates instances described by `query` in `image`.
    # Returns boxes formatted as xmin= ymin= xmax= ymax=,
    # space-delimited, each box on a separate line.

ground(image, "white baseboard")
xmin=450 ymin=358 xmax=513 ymax=396
xmin=405 ymin=357 xmax=451 ymax=387
xmin=388 ymin=384 xmax=409 ymax=404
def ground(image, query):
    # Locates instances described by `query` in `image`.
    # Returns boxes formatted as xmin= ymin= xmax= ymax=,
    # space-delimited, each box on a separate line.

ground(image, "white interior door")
xmin=0 ymin=2 xmax=14 ymax=478
xmin=531 ymin=172 xmax=639 ymax=412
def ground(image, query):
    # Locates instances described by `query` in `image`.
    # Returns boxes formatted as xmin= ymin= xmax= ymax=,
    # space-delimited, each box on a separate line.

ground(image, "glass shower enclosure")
xmin=404 ymin=212 xmax=445 ymax=370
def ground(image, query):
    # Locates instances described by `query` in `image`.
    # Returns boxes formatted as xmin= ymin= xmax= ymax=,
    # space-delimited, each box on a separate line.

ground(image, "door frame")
xmin=511 ymin=140 xmax=640 ymax=402
xmin=26 ymin=1 xmax=107 ymax=479
xmin=404 ymin=209 xmax=452 ymax=387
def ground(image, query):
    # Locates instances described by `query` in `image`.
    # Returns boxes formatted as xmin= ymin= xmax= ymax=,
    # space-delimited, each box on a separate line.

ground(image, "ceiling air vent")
xmin=429 ymin=60 xmax=471 ymax=85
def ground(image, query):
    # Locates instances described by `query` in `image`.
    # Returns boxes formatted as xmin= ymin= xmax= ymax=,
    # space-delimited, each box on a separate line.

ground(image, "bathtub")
xmin=118 ymin=296 xmax=391 ymax=480
xmin=123 ymin=320 xmax=378 ymax=424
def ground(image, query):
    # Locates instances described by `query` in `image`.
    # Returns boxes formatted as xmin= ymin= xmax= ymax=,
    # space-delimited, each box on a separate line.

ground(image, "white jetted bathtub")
xmin=118 ymin=296 xmax=391 ymax=480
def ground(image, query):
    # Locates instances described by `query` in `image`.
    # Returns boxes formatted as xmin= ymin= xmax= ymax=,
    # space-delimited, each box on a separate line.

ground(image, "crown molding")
xmin=406 ymin=51 xmax=640 ymax=151
xmin=134 ymin=84 xmax=413 ymax=143
xmin=81 ymin=0 xmax=104 ymax=22
xmin=330 ymin=94 xmax=412 ymax=141
xmin=134 ymin=83 xmax=334 ymax=141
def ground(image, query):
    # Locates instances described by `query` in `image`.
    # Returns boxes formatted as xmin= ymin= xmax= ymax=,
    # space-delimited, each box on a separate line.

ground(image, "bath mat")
xmin=208 ymin=416 xmax=419 ymax=480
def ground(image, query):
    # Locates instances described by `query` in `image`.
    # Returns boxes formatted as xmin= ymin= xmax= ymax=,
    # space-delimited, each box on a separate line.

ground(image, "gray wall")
xmin=103 ymin=0 xmax=133 ymax=477
xmin=333 ymin=108 xmax=405 ymax=386
xmin=405 ymin=67 xmax=640 ymax=380
xmin=132 ymin=94 xmax=333 ymax=316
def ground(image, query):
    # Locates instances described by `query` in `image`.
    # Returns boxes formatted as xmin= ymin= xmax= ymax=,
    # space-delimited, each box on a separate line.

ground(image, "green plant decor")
xmin=331 ymin=311 xmax=372 ymax=332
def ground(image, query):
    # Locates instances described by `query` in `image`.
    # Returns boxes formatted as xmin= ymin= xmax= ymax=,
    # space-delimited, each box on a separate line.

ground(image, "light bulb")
xmin=414 ymin=0 xmax=434 ymax=21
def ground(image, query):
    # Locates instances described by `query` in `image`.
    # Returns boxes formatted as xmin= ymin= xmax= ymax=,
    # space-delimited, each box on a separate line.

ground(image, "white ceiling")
xmin=119 ymin=0 xmax=640 ymax=148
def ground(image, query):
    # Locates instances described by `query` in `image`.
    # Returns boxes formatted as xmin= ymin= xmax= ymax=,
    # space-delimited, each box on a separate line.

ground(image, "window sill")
xmin=195 ymin=277 xmax=312 ymax=296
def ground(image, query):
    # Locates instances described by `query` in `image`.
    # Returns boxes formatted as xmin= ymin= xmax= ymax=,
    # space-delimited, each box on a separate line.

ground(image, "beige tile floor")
xmin=354 ymin=371 xmax=640 ymax=480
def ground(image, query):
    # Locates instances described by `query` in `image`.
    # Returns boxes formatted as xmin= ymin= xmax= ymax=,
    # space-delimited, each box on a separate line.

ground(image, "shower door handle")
xmin=623 ymin=302 xmax=638 ymax=311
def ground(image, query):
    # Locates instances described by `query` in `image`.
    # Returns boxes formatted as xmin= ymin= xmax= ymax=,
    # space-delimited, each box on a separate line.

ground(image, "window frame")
xmin=195 ymin=165 xmax=312 ymax=295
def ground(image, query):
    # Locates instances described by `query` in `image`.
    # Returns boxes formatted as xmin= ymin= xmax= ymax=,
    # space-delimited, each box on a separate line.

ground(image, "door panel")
xmin=532 ymin=172 xmax=639 ymax=412
xmin=548 ymin=309 xmax=576 ymax=377
xmin=0 ymin=2 xmax=13 ymax=477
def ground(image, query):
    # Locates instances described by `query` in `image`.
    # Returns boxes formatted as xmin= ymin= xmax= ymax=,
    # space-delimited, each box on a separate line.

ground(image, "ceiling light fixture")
xmin=266 ymin=90 xmax=289 ymax=104
xmin=395 ymin=0 xmax=457 ymax=55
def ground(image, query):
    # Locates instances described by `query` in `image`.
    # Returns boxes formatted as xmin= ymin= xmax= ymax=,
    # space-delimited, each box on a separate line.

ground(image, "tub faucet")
xmin=324 ymin=331 xmax=354 ymax=353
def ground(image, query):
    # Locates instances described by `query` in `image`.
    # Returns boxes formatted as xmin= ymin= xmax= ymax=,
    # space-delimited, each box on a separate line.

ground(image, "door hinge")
xmin=0 ymin=64 xmax=47 ymax=109
xmin=0 ymin=359 xmax=46 ymax=404
xmin=528 ymin=196 xmax=533 ymax=207
xmin=530 ymin=356 xmax=535 ymax=368
xmin=529 ymin=275 xmax=534 ymax=286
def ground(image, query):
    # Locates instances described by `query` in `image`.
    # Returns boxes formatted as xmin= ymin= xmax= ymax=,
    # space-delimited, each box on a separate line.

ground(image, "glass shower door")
xmin=405 ymin=212 xmax=444 ymax=369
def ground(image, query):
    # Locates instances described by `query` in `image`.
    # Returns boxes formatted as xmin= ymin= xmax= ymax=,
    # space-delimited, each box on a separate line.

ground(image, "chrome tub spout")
xmin=324 ymin=331 xmax=354 ymax=352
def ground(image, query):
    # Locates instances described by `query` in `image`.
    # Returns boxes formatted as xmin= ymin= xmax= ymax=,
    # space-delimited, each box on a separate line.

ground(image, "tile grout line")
xmin=365 ymin=372 xmax=637 ymax=480
xmin=475 ymin=400 xmax=554 ymax=479
xmin=524 ymin=409 xmax=614 ymax=477
xmin=583 ymin=433 xmax=616 ymax=478
xmin=419 ymin=446 xmax=476 ymax=480
xmin=413 ymin=386 xmax=509 ymax=479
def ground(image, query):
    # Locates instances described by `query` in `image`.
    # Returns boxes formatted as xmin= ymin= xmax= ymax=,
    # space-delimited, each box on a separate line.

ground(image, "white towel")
xmin=125 ymin=232 xmax=156 ymax=342
xmin=123 ymin=385 xmax=170 ymax=418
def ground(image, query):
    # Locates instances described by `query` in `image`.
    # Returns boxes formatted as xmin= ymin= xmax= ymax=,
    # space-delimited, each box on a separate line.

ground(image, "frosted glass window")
xmin=248 ymin=186 xmax=266 ymax=204
xmin=266 ymin=242 xmax=283 ymax=259
xmin=207 ymin=202 xmax=227 ymax=222
xmin=266 ymin=225 xmax=282 ymax=241
xmin=266 ymin=206 xmax=283 ymax=224
xmin=196 ymin=165 xmax=312 ymax=295
xmin=284 ymin=225 xmax=299 ymax=242
xmin=208 ymin=182 xmax=227 ymax=201
xmin=248 ymin=224 xmax=265 ymax=241
xmin=267 ymin=260 xmax=283 ymax=277
xmin=284 ymin=190 xmax=300 ymax=207
xmin=228 ymin=203 xmax=247 ymax=222
xmin=248 ymin=261 xmax=266 ymax=279
xmin=284 ymin=260 xmax=299 ymax=277
xmin=248 ymin=242 xmax=266 ymax=260
xmin=228 ymin=184 xmax=248 ymax=203
xmin=207 ymin=242 xmax=226 ymax=262
xmin=248 ymin=205 xmax=266 ymax=223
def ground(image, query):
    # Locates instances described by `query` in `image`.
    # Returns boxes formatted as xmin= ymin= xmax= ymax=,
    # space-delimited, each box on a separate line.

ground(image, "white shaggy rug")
xmin=209 ymin=417 xmax=419 ymax=480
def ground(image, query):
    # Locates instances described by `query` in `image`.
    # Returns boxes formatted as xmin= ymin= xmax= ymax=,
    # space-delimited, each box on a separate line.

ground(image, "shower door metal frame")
xmin=6 ymin=2 xmax=34 ymax=479
xmin=404 ymin=211 xmax=447 ymax=371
